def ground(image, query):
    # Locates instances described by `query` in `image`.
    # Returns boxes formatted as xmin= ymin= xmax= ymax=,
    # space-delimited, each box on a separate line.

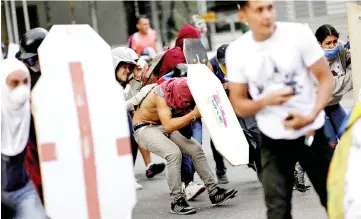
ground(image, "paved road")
xmin=132 ymin=91 xmax=355 ymax=219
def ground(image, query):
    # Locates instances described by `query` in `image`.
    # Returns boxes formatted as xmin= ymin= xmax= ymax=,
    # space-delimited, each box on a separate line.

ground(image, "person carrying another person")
xmin=227 ymin=1 xmax=334 ymax=218
xmin=1 ymin=58 xmax=48 ymax=219
xmin=132 ymin=77 xmax=238 ymax=215
xmin=208 ymin=44 xmax=263 ymax=184
xmin=315 ymin=24 xmax=353 ymax=148
xmin=112 ymin=47 xmax=165 ymax=189
xmin=128 ymin=15 xmax=158 ymax=56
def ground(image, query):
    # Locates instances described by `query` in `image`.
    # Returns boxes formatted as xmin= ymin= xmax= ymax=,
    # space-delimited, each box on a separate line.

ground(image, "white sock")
xmin=146 ymin=162 xmax=154 ymax=169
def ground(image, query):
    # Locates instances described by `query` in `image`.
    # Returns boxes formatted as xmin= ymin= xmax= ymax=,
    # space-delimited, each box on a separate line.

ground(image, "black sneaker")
xmin=170 ymin=197 xmax=196 ymax=215
xmin=209 ymin=187 xmax=238 ymax=206
xmin=293 ymin=167 xmax=311 ymax=192
xmin=146 ymin=163 xmax=166 ymax=178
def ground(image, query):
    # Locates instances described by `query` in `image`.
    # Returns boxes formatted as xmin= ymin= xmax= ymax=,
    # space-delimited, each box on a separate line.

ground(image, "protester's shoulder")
xmin=227 ymin=31 xmax=252 ymax=57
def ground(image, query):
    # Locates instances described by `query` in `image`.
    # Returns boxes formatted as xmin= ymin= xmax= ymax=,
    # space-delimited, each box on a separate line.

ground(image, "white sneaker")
xmin=184 ymin=181 xmax=206 ymax=201
xmin=135 ymin=179 xmax=143 ymax=190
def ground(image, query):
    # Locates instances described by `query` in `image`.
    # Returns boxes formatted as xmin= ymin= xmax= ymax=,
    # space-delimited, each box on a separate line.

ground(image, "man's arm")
xmin=155 ymin=95 xmax=197 ymax=133
xmin=229 ymin=83 xmax=265 ymax=117
xmin=229 ymin=83 xmax=294 ymax=117
xmin=309 ymin=57 xmax=334 ymax=120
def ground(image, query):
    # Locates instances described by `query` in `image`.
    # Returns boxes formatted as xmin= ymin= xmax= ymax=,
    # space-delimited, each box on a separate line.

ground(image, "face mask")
xmin=324 ymin=44 xmax=340 ymax=59
xmin=8 ymin=85 xmax=30 ymax=109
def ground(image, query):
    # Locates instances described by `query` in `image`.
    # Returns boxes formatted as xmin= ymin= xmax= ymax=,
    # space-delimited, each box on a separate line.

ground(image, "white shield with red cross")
xmin=32 ymin=24 xmax=135 ymax=219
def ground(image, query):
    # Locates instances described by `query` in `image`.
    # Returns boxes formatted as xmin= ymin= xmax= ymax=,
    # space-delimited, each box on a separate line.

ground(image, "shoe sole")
xmin=146 ymin=165 xmax=166 ymax=178
xmin=217 ymin=179 xmax=229 ymax=184
xmin=212 ymin=189 xmax=238 ymax=206
xmin=294 ymin=185 xmax=311 ymax=192
xmin=187 ymin=186 xmax=206 ymax=201
xmin=170 ymin=208 xmax=196 ymax=215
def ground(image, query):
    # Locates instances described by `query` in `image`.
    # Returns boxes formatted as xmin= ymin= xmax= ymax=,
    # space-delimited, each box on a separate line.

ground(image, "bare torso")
xmin=132 ymin=89 xmax=161 ymax=125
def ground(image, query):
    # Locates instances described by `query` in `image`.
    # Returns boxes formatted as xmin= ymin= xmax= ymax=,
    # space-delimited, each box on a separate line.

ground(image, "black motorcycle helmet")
xmin=17 ymin=27 xmax=48 ymax=61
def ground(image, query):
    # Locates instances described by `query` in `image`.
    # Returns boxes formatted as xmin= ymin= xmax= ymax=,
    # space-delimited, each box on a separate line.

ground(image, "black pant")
xmin=210 ymin=116 xmax=262 ymax=177
xmin=261 ymin=128 xmax=334 ymax=219
xmin=128 ymin=113 xmax=139 ymax=165
xmin=210 ymin=140 xmax=227 ymax=176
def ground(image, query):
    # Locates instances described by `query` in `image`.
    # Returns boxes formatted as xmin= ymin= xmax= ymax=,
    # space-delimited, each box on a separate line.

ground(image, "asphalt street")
xmin=132 ymin=92 xmax=354 ymax=219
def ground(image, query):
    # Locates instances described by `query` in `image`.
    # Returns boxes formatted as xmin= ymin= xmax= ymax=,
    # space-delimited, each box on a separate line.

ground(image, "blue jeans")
xmin=324 ymin=104 xmax=346 ymax=144
xmin=1 ymin=181 xmax=47 ymax=219
xmin=181 ymin=119 xmax=202 ymax=185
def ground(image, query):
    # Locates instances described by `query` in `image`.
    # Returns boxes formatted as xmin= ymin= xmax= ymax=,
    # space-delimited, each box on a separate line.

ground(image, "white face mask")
xmin=8 ymin=85 xmax=30 ymax=109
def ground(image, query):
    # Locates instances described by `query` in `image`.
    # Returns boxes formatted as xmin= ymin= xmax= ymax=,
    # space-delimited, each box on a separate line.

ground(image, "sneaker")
xmin=170 ymin=197 xmax=196 ymax=215
xmin=146 ymin=163 xmax=166 ymax=178
xmin=209 ymin=187 xmax=238 ymax=206
xmin=134 ymin=179 xmax=143 ymax=190
xmin=293 ymin=165 xmax=310 ymax=192
xmin=184 ymin=181 xmax=206 ymax=201
xmin=247 ymin=162 xmax=257 ymax=172
xmin=216 ymin=174 xmax=229 ymax=184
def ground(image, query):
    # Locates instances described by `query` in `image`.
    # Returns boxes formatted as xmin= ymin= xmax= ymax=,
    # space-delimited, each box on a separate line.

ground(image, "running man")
xmin=227 ymin=1 xmax=334 ymax=218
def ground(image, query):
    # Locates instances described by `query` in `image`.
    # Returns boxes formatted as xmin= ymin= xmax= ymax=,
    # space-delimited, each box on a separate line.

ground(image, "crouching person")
xmin=1 ymin=59 xmax=48 ymax=219
xmin=132 ymin=77 xmax=237 ymax=215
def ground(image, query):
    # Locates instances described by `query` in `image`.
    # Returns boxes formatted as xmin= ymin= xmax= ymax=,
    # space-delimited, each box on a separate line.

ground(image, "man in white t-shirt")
xmin=226 ymin=1 xmax=335 ymax=218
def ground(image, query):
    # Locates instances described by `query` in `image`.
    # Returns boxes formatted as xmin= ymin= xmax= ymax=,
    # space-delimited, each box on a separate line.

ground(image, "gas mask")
xmin=7 ymin=85 xmax=30 ymax=109
xmin=324 ymin=44 xmax=340 ymax=59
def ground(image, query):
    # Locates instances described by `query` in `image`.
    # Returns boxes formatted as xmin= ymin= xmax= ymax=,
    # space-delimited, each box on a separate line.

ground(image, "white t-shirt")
xmin=226 ymin=22 xmax=325 ymax=140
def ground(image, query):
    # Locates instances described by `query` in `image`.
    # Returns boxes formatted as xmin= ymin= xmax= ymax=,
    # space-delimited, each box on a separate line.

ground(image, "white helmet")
xmin=111 ymin=47 xmax=137 ymax=70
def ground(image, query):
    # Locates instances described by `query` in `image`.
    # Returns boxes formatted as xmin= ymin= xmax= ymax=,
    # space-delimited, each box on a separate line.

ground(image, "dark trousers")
xmin=210 ymin=140 xmax=227 ymax=176
xmin=181 ymin=156 xmax=194 ymax=185
xmin=127 ymin=113 xmax=139 ymax=165
xmin=261 ymin=128 xmax=334 ymax=219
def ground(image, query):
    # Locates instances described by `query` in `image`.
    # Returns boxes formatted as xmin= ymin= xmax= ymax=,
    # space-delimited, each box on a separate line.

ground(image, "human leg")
xmin=170 ymin=131 xmax=237 ymax=205
xmin=210 ymin=139 xmax=228 ymax=184
xmin=134 ymin=125 xmax=183 ymax=199
xmin=299 ymin=128 xmax=334 ymax=209
xmin=138 ymin=145 xmax=165 ymax=178
xmin=324 ymin=106 xmax=340 ymax=148
xmin=261 ymin=134 xmax=298 ymax=219
xmin=328 ymin=104 xmax=347 ymax=139
xmin=2 ymin=181 xmax=48 ymax=219
xmin=127 ymin=113 xmax=139 ymax=165
xmin=133 ymin=125 xmax=196 ymax=214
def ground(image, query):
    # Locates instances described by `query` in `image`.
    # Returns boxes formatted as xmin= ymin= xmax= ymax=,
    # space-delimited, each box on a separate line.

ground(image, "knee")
xmin=165 ymin=149 xmax=182 ymax=164
xmin=187 ymin=143 xmax=205 ymax=160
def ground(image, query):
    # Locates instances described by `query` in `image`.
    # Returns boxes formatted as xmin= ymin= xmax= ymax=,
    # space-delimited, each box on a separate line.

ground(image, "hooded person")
xmin=111 ymin=47 xmax=165 ymax=185
xmin=1 ymin=58 xmax=48 ymax=219
xmin=160 ymin=78 xmax=195 ymax=115
xmin=158 ymin=24 xmax=200 ymax=76
xmin=112 ymin=47 xmax=137 ymax=89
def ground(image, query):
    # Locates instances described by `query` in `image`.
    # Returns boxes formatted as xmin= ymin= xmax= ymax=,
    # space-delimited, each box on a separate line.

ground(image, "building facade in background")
xmin=1 ymin=1 xmax=349 ymax=50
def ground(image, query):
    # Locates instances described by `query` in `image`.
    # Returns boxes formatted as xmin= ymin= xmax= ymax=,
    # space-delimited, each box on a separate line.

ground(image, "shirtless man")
xmin=132 ymin=77 xmax=237 ymax=215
